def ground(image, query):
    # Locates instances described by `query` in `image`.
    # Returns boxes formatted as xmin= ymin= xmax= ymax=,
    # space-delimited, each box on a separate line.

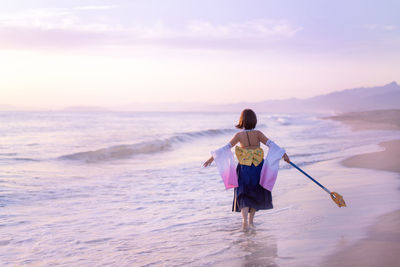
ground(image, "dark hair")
xmin=235 ymin=109 xmax=257 ymax=130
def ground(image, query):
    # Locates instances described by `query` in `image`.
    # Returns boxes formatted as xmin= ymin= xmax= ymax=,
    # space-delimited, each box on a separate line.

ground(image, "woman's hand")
xmin=203 ymin=156 xmax=214 ymax=167
xmin=282 ymin=153 xmax=290 ymax=163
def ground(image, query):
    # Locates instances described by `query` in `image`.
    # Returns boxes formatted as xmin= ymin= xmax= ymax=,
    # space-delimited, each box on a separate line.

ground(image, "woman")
xmin=203 ymin=109 xmax=290 ymax=230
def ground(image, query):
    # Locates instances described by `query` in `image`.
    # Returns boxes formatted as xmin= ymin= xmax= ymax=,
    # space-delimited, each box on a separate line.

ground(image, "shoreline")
xmin=342 ymin=140 xmax=400 ymax=173
xmin=322 ymin=109 xmax=400 ymax=267
xmin=323 ymin=109 xmax=400 ymax=131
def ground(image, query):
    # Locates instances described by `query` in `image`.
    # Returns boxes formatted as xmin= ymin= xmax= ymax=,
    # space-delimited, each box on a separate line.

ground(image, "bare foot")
xmin=242 ymin=221 xmax=248 ymax=230
xmin=249 ymin=223 xmax=255 ymax=229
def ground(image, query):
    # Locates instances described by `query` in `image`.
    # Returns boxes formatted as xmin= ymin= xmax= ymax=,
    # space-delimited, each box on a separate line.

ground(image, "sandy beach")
xmin=325 ymin=109 xmax=400 ymax=131
xmin=322 ymin=109 xmax=400 ymax=267
xmin=342 ymin=140 xmax=400 ymax=173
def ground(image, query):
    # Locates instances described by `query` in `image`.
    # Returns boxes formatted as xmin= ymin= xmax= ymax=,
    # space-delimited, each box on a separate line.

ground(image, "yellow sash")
xmin=235 ymin=146 xmax=264 ymax=166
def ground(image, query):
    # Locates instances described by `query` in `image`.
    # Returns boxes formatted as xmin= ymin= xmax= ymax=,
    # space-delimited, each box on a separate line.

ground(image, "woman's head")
xmin=236 ymin=109 xmax=257 ymax=130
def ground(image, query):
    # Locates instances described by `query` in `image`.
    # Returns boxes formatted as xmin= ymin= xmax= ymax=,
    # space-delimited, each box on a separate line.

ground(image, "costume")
xmin=211 ymin=138 xmax=285 ymax=212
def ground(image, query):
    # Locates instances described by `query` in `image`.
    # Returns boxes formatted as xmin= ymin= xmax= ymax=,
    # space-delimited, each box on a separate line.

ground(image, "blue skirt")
xmin=232 ymin=160 xmax=273 ymax=212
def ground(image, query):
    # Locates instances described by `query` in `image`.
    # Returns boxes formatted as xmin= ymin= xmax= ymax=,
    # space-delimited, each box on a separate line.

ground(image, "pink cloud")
xmin=0 ymin=26 xmax=111 ymax=50
xmin=0 ymin=7 xmax=303 ymax=51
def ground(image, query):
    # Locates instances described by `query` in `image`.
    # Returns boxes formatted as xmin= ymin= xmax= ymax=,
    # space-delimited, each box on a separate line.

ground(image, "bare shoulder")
xmin=234 ymin=131 xmax=242 ymax=138
xmin=255 ymin=130 xmax=264 ymax=137
xmin=256 ymin=130 xmax=269 ymax=143
xmin=229 ymin=131 xmax=242 ymax=146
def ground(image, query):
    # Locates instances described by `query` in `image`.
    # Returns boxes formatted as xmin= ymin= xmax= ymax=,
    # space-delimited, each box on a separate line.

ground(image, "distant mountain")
xmin=212 ymin=81 xmax=400 ymax=113
xmin=2 ymin=82 xmax=399 ymax=113
xmin=302 ymin=81 xmax=400 ymax=112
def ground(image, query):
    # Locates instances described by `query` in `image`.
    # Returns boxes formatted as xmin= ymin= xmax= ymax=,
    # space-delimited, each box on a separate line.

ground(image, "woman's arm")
xmin=257 ymin=130 xmax=269 ymax=145
xmin=228 ymin=132 xmax=240 ymax=147
xmin=203 ymin=133 xmax=239 ymax=167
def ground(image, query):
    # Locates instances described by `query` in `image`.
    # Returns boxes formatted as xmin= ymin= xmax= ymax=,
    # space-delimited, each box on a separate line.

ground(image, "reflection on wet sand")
xmin=235 ymin=229 xmax=278 ymax=267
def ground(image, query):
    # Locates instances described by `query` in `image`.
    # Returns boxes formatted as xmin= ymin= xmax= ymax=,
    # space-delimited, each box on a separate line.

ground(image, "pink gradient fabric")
xmin=212 ymin=144 xmax=238 ymax=189
xmin=212 ymin=140 xmax=285 ymax=191
xmin=259 ymin=140 xmax=286 ymax=191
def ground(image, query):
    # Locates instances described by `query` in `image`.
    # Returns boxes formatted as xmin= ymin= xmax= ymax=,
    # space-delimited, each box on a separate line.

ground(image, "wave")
xmin=265 ymin=115 xmax=293 ymax=125
xmin=0 ymin=153 xmax=17 ymax=156
xmin=0 ymin=157 xmax=40 ymax=162
xmin=13 ymin=158 xmax=40 ymax=162
xmin=280 ymin=156 xmax=343 ymax=170
xmin=268 ymin=205 xmax=294 ymax=214
xmin=276 ymin=117 xmax=291 ymax=125
xmin=173 ymin=128 xmax=236 ymax=139
xmin=59 ymin=142 xmax=171 ymax=163
xmin=289 ymin=150 xmax=333 ymax=158
xmin=59 ymin=127 xmax=235 ymax=163
xmin=265 ymin=114 xmax=318 ymax=126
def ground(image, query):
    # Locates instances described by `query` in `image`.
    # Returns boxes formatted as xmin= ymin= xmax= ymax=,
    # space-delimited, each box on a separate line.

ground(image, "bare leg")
xmin=241 ymin=207 xmax=249 ymax=229
xmin=249 ymin=208 xmax=256 ymax=226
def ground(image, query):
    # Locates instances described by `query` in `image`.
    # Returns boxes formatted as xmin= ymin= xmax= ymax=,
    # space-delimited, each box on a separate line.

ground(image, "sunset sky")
xmin=0 ymin=0 xmax=399 ymax=109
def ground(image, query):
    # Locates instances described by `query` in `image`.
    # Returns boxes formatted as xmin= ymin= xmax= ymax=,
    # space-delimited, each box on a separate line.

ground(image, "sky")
xmin=0 ymin=0 xmax=399 ymax=109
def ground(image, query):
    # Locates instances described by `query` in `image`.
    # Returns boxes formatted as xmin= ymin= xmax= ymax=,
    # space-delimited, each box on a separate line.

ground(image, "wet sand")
xmin=342 ymin=140 xmax=400 ymax=173
xmin=322 ymin=210 xmax=400 ymax=267
xmin=323 ymin=109 xmax=400 ymax=267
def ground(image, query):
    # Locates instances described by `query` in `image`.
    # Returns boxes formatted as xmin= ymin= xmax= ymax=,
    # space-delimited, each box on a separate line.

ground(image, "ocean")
xmin=1 ymin=111 xmax=399 ymax=266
